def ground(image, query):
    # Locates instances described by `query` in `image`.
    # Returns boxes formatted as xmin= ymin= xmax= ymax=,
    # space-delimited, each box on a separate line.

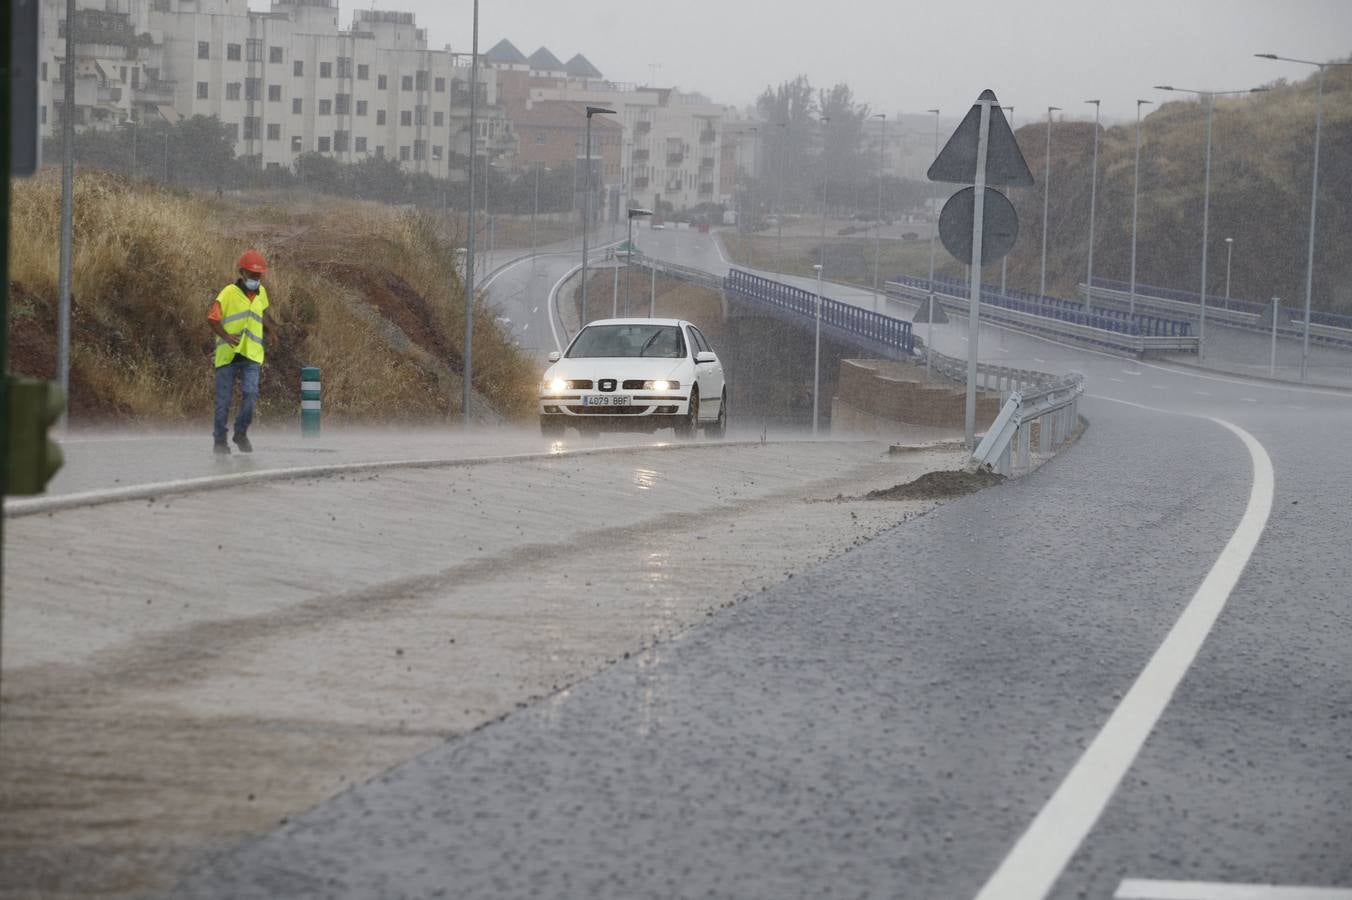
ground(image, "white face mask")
xmin=243 ymin=277 xmax=261 ymax=292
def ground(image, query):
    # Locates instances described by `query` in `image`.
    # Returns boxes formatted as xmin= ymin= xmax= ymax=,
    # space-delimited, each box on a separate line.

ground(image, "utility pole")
xmin=57 ymin=0 xmax=77 ymax=422
xmin=461 ymin=0 xmax=478 ymax=427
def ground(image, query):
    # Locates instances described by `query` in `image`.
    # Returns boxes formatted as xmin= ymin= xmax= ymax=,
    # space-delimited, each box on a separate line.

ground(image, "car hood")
xmin=545 ymin=357 xmax=687 ymax=382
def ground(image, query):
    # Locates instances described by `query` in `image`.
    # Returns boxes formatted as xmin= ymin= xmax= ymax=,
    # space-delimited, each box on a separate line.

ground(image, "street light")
xmin=625 ymin=206 xmax=653 ymax=315
xmin=925 ymin=108 xmax=940 ymax=377
xmin=1224 ymin=236 xmax=1234 ymax=301
xmin=775 ymin=121 xmax=787 ymax=274
xmin=1154 ymin=85 xmax=1268 ymax=360
xmin=1084 ymin=100 xmax=1100 ymax=311
xmin=1039 ymin=106 xmax=1061 ymax=297
xmin=812 ymin=262 xmax=824 ymax=437
xmin=872 ymin=113 xmax=886 ymax=313
xmin=462 ymin=0 xmax=480 ymax=427
xmin=1255 ymin=54 xmax=1352 ymax=380
xmin=999 ymin=105 xmax=1013 ymax=297
xmin=580 ymin=105 xmax=616 ymax=324
xmin=818 ymin=116 xmax=831 ymax=273
xmin=1128 ymin=99 xmax=1153 ymax=319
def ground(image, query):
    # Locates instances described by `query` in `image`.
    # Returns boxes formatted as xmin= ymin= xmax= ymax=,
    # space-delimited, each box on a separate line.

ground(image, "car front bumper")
xmin=538 ymin=391 xmax=691 ymax=418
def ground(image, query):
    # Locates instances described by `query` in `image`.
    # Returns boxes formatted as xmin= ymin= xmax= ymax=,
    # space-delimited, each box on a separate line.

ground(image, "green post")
xmin=300 ymin=366 xmax=321 ymax=436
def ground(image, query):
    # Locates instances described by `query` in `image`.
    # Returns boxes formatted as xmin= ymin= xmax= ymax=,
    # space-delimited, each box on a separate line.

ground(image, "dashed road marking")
xmin=1195 ymin=391 xmax=1212 ymax=397
xmin=1122 ymin=369 xmax=1143 ymax=376
xmin=1110 ymin=378 xmax=1124 ymax=383
xmin=973 ymin=402 xmax=1274 ymax=900
xmin=1152 ymin=384 xmax=1166 ymax=390
xmin=1241 ymin=397 xmax=1258 ymax=403
xmin=1033 ymin=357 xmax=1046 ymax=363
xmin=1116 ymin=879 xmax=1352 ymax=899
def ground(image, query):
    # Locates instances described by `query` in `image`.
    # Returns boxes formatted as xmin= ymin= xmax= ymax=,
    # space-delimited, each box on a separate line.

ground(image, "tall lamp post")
xmin=925 ymin=108 xmax=940 ymax=377
xmin=1224 ymin=236 xmax=1234 ymax=302
xmin=461 ymin=0 xmax=479 ymax=427
xmin=1128 ymin=99 xmax=1152 ymax=319
xmin=817 ymin=115 xmax=831 ymax=270
xmin=775 ymin=121 xmax=787 ymax=274
xmin=625 ymin=206 xmax=652 ymax=315
xmin=1084 ymin=100 xmax=1101 ymax=311
xmin=1154 ymin=85 xmax=1267 ymax=360
xmin=871 ymin=113 xmax=885 ymax=312
xmin=812 ymin=263 xmax=824 ymax=436
xmin=580 ymin=105 xmax=616 ymax=324
xmin=1255 ymin=54 xmax=1350 ymax=381
xmin=999 ymin=105 xmax=1013 ymax=297
xmin=1039 ymin=105 xmax=1061 ymax=297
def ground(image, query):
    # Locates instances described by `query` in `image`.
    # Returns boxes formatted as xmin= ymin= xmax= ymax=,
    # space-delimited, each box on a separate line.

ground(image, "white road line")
xmin=1033 ymin=357 xmax=1047 ymax=363
xmin=973 ymin=401 xmax=1274 ymax=900
xmin=1123 ymin=369 xmax=1143 ymax=376
xmin=1195 ymin=391 xmax=1212 ymax=397
xmin=1110 ymin=378 xmax=1124 ymax=383
xmin=532 ymin=306 xmax=539 ymax=314
xmin=1116 ymin=879 xmax=1352 ymax=899
xmin=1152 ymin=384 xmax=1167 ymax=390
xmin=1241 ymin=397 xmax=1258 ymax=403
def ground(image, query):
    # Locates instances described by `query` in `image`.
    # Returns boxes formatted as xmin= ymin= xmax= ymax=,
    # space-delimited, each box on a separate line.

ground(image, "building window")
xmin=196 ymin=81 xmax=208 ymax=99
xmin=334 ymin=130 xmax=349 ymax=152
xmin=197 ymin=41 xmax=209 ymax=60
xmin=399 ymin=145 xmax=410 ymax=161
xmin=414 ymin=105 xmax=427 ymax=125
xmin=413 ymin=140 xmax=426 ymax=161
xmin=337 ymin=57 xmax=352 ymax=78
xmin=41 ymin=61 xmax=47 ymax=81
xmin=226 ymin=83 xmax=241 ymax=101
xmin=269 ymin=46 xmax=283 ymax=64
xmin=227 ymin=43 xmax=241 ymax=61
xmin=355 ymin=136 xmax=367 ymax=153
xmin=400 ymin=110 xmax=412 ymax=126
xmin=376 ymin=110 xmax=386 ymax=125
xmin=377 ymin=74 xmax=388 ymax=90
xmin=243 ymin=117 xmax=260 ymax=140
xmin=291 ymin=135 xmax=303 ymax=152
xmin=335 ymin=94 xmax=350 ymax=115
xmin=293 ymin=60 xmax=303 ymax=76
xmin=357 ymin=64 xmax=369 ymax=81
xmin=415 ymin=70 xmax=427 ymax=90
xmin=375 ymin=145 xmax=384 ymax=159
xmin=434 ymin=76 xmax=445 ymax=92
xmin=432 ymin=144 xmax=442 ymax=160
xmin=433 ymin=111 xmax=444 ymax=127
xmin=535 ymin=130 xmax=547 ymax=144
xmin=319 ymin=99 xmax=332 ymax=116
xmin=292 ymin=98 xmax=302 ymax=114
xmin=131 ymin=67 xmax=139 ymax=88
xmin=245 ymin=77 xmax=261 ymax=100
xmin=319 ymin=62 xmax=332 ymax=78
xmin=401 ymin=75 xmax=413 ymax=91
xmin=268 ymin=84 xmax=281 ymax=102
xmin=246 ymin=39 xmax=262 ymax=62
xmin=267 ymin=123 xmax=281 ymax=141
xmin=41 ymin=105 xmax=47 ymax=124
xmin=227 ymin=123 xmax=239 ymax=140
xmin=318 ymin=136 xmax=331 ymax=152
xmin=356 ymin=100 xmax=367 ymax=116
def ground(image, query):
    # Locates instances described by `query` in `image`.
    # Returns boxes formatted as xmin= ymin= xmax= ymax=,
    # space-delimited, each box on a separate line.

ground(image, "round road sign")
xmin=938 ymin=186 xmax=1019 ymax=266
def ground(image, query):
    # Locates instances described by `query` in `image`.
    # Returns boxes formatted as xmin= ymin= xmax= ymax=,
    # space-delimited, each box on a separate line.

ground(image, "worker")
xmin=208 ymin=249 xmax=276 ymax=454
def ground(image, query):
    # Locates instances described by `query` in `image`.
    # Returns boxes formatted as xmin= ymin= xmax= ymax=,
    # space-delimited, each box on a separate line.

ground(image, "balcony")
xmin=140 ymin=79 xmax=176 ymax=103
xmin=632 ymin=176 xmax=649 ymax=189
xmin=632 ymin=148 xmax=649 ymax=162
xmin=635 ymin=121 xmax=651 ymax=135
xmin=664 ymin=180 xmax=682 ymax=193
xmin=666 ymin=152 xmax=683 ymax=166
xmin=698 ymin=183 xmax=714 ymax=196
xmin=699 ymin=157 xmax=715 ymax=171
xmin=699 ymin=129 xmax=716 ymax=144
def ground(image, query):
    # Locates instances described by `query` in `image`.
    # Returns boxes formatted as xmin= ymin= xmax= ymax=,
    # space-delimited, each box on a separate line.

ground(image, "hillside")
xmin=6 ymin=172 xmax=534 ymax=424
xmin=994 ymin=63 xmax=1352 ymax=311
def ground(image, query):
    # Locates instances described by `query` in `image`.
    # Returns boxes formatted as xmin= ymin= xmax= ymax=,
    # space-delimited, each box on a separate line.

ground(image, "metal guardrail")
xmin=725 ymin=269 xmax=915 ymax=356
xmin=971 ymin=373 xmax=1084 ymax=476
xmin=886 ymin=278 xmax=1199 ymax=356
xmin=923 ymin=344 xmax=1051 ymax=394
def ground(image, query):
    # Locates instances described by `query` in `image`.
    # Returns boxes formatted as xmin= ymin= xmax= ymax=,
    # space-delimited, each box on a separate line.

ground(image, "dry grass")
xmin=7 ymin=170 xmax=535 ymax=423
xmin=719 ymin=233 xmax=964 ymax=287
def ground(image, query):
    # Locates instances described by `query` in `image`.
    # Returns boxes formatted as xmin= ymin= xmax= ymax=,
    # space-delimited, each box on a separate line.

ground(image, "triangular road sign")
xmin=927 ymin=90 xmax=1034 ymax=187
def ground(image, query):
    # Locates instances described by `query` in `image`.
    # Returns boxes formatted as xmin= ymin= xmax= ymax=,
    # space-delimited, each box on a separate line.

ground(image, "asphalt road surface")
xmin=156 ymin=228 xmax=1352 ymax=898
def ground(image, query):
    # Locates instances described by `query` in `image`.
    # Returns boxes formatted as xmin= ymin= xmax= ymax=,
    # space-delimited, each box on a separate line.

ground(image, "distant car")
xmin=651 ymin=222 xmax=665 ymax=230
xmin=539 ymin=318 xmax=727 ymax=438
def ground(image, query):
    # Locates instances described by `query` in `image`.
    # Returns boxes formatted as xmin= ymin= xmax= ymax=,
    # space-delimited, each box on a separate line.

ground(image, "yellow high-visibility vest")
xmin=213 ymin=283 xmax=269 ymax=368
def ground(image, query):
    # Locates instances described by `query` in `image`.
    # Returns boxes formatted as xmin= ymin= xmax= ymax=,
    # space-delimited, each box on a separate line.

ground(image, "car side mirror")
xmin=695 ymin=351 xmax=717 ymax=364
xmin=547 ymin=351 xmax=561 ymax=363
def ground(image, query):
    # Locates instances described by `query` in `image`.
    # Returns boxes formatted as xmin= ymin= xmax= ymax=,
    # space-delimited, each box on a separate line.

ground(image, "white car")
xmin=539 ymin=318 xmax=727 ymax=438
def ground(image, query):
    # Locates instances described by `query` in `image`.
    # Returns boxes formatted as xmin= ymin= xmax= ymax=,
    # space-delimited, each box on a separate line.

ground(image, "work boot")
xmin=233 ymin=432 xmax=253 ymax=453
xmin=213 ymin=440 xmax=230 ymax=455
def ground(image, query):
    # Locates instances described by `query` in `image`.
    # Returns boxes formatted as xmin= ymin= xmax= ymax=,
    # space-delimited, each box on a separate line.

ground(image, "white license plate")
xmin=583 ymin=394 xmax=632 ymax=407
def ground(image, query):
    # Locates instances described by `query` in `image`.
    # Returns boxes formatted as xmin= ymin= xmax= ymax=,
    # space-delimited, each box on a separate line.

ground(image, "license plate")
xmin=583 ymin=394 xmax=631 ymax=407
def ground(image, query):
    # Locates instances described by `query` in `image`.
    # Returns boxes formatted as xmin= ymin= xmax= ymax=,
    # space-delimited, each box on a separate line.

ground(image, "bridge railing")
xmin=725 ymin=268 xmax=914 ymax=355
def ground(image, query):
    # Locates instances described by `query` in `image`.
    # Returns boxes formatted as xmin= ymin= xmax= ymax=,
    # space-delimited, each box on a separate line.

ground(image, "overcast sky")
xmin=346 ymin=0 xmax=1349 ymax=124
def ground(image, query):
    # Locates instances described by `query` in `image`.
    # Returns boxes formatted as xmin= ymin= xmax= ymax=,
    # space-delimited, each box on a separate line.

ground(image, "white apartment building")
xmin=38 ymin=0 xmax=515 ymax=176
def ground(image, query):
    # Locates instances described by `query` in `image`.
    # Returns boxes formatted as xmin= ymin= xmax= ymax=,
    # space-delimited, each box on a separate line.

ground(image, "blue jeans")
xmin=214 ymin=357 xmax=260 ymax=442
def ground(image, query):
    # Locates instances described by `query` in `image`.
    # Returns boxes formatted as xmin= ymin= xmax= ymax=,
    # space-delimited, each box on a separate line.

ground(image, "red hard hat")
xmin=237 ymin=249 xmax=268 ymax=274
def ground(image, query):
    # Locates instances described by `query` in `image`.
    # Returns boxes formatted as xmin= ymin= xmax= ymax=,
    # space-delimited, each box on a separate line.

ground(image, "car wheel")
xmin=674 ymin=387 xmax=699 ymax=438
xmin=540 ymin=417 xmax=564 ymax=438
xmin=704 ymin=389 xmax=727 ymax=439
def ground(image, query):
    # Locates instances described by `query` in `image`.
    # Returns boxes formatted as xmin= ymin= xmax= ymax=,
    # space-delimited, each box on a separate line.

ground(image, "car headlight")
xmin=646 ymin=380 xmax=678 ymax=391
xmin=543 ymin=377 xmax=567 ymax=393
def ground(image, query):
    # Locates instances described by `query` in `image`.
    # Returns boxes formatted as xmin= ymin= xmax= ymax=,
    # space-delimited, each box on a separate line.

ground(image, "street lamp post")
xmin=1255 ymin=54 xmax=1351 ymax=381
xmin=1039 ymin=106 xmax=1061 ymax=297
xmin=818 ymin=116 xmax=830 ymax=272
xmin=925 ymin=108 xmax=940 ymax=378
xmin=461 ymin=0 xmax=479 ymax=427
xmin=1128 ymin=99 xmax=1152 ymax=320
xmin=1084 ymin=100 xmax=1100 ymax=312
xmin=625 ymin=206 xmax=652 ymax=315
xmin=775 ymin=121 xmax=787 ymax=274
xmin=999 ymin=105 xmax=1013 ymax=297
xmin=1224 ymin=236 xmax=1234 ymax=301
xmin=872 ymin=113 xmax=885 ymax=312
xmin=812 ymin=263 xmax=824 ymax=436
xmin=581 ymin=105 xmax=616 ymax=324
xmin=1155 ymin=85 xmax=1268 ymax=361
xmin=532 ymin=162 xmax=541 ymax=263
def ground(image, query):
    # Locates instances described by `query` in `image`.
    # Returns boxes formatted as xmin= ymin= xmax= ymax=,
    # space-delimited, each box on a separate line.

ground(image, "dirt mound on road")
xmin=865 ymin=468 xmax=1003 ymax=501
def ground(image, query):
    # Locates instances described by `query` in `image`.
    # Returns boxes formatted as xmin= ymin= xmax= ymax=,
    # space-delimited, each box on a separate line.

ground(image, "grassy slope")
xmin=8 ymin=171 xmax=535 ymax=423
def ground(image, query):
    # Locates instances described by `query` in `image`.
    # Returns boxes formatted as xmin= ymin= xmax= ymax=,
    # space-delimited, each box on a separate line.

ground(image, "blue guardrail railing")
xmin=892 ymin=275 xmax=1193 ymax=338
xmin=1091 ymin=277 xmax=1352 ymax=330
xmin=725 ymin=269 xmax=915 ymax=355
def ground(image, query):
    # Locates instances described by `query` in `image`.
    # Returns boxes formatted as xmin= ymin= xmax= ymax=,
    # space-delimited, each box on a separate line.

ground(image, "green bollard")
xmin=300 ymin=366 xmax=321 ymax=437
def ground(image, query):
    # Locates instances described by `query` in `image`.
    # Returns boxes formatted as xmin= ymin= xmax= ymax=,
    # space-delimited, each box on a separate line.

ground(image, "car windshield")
xmin=566 ymin=324 xmax=686 ymax=359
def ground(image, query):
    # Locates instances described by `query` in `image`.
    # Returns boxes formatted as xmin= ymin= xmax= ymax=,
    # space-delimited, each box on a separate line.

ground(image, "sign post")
xmin=928 ymin=90 xmax=1033 ymax=450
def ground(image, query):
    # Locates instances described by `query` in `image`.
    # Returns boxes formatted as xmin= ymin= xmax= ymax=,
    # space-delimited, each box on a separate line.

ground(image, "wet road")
xmin=166 ymin=228 xmax=1352 ymax=897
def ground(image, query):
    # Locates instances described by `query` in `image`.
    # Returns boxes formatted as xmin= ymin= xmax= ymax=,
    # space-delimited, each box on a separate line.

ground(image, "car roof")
xmin=583 ymin=317 xmax=688 ymax=328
